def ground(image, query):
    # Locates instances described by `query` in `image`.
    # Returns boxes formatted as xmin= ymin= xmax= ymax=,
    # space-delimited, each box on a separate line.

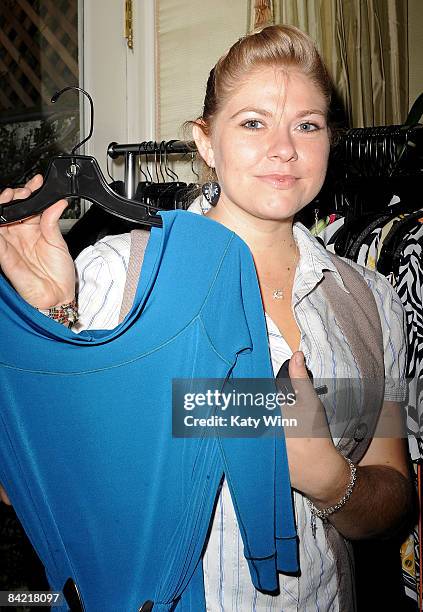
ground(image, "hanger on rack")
xmin=0 ymin=87 xmax=163 ymax=228
xmin=137 ymin=141 xmax=186 ymax=208
xmin=313 ymin=122 xmax=423 ymax=255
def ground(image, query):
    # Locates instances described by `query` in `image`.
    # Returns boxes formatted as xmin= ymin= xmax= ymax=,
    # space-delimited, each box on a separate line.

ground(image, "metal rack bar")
xmin=107 ymin=140 xmax=195 ymax=158
xmin=107 ymin=140 xmax=197 ymax=199
xmin=124 ymin=152 xmax=137 ymax=198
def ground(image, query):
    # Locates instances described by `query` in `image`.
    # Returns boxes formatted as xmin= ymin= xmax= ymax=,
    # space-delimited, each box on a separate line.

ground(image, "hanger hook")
xmin=159 ymin=141 xmax=166 ymax=182
xmin=165 ymin=143 xmax=178 ymax=181
xmin=162 ymin=140 xmax=179 ymax=181
xmin=144 ymin=143 xmax=153 ymax=182
xmin=51 ymin=86 xmax=94 ymax=155
xmin=138 ymin=142 xmax=149 ymax=181
xmin=153 ymin=142 xmax=160 ymax=182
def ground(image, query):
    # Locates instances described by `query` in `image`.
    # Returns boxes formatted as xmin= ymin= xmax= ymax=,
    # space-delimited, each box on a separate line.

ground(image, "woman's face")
xmin=199 ymin=66 xmax=330 ymax=223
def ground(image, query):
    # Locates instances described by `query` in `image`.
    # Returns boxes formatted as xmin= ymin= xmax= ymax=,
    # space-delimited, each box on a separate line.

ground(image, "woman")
xmin=0 ymin=25 xmax=414 ymax=611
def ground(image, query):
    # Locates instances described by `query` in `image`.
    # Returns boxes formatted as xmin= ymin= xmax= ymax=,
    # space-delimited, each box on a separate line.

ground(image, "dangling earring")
xmin=202 ymin=181 xmax=221 ymax=206
xmin=314 ymin=207 xmax=320 ymax=233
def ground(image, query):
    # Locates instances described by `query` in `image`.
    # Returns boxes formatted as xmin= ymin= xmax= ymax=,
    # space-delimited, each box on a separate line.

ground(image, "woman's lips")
xmin=257 ymin=174 xmax=298 ymax=189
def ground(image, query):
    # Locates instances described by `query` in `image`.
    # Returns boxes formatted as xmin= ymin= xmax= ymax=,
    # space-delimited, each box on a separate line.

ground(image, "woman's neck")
xmin=205 ymin=199 xmax=298 ymax=264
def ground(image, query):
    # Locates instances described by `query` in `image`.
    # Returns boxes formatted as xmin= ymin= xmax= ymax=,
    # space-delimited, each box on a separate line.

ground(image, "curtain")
xmin=249 ymin=0 xmax=409 ymax=128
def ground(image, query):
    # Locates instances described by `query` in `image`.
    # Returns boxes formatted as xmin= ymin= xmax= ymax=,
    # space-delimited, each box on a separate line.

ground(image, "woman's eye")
xmin=298 ymin=122 xmax=320 ymax=132
xmin=242 ymin=119 xmax=264 ymax=130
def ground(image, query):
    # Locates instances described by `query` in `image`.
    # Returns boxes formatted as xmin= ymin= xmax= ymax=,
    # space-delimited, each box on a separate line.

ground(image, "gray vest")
xmin=119 ymin=230 xmax=385 ymax=612
xmin=322 ymin=252 xmax=384 ymax=612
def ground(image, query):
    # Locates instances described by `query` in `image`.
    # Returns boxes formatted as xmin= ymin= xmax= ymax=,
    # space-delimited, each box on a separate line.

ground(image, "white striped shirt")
xmin=73 ymin=198 xmax=407 ymax=611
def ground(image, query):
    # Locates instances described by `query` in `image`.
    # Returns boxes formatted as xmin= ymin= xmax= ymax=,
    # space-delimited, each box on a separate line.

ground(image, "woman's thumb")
xmin=289 ymin=351 xmax=308 ymax=379
xmin=40 ymin=199 xmax=69 ymax=240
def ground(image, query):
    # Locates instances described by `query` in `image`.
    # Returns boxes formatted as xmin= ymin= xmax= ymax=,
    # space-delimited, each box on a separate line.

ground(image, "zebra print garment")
xmin=319 ymin=214 xmax=423 ymax=611
xmin=319 ymin=215 xmax=423 ymax=459
xmin=394 ymin=222 xmax=423 ymax=460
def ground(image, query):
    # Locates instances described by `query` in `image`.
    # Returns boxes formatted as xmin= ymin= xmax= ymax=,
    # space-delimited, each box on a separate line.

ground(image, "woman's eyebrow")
xmin=295 ymin=109 xmax=327 ymax=118
xmin=229 ymin=107 xmax=272 ymax=119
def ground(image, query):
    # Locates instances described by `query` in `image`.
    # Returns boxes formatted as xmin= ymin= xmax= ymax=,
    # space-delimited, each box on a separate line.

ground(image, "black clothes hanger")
xmin=139 ymin=141 xmax=186 ymax=207
xmin=0 ymin=87 xmax=163 ymax=228
xmin=65 ymin=203 xmax=142 ymax=259
xmin=64 ymin=181 xmax=145 ymax=259
xmin=322 ymin=124 xmax=423 ymax=255
xmin=132 ymin=142 xmax=154 ymax=200
xmin=332 ymin=176 xmax=418 ymax=258
xmin=66 ymin=141 xmax=200 ymax=258
xmin=169 ymin=149 xmax=201 ymax=209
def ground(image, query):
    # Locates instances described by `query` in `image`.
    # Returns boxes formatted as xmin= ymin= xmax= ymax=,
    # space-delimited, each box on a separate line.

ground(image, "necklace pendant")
xmin=272 ymin=289 xmax=284 ymax=300
xmin=311 ymin=514 xmax=317 ymax=539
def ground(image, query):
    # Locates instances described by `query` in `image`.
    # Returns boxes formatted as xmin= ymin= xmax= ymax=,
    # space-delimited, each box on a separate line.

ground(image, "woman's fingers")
xmin=11 ymin=187 xmax=33 ymax=201
xmin=0 ymin=176 xmax=74 ymax=308
xmin=0 ymin=187 xmax=14 ymax=204
xmin=283 ymin=353 xmax=337 ymax=495
xmin=24 ymin=173 xmax=43 ymax=192
xmin=39 ymin=199 xmax=70 ymax=244
xmin=41 ymin=198 xmax=69 ymax=227
xmin=0 ymin=175 xmax=43 ymax=205
xmin=287 ymin=351 xmax=330 ymax=438
xmin=288 ymin=351 xmax=311 ymax=381
xmin=0 ymin=176 xmax=65 ymax=231
xmin=11 ymin=174 xmax=44 ymax=201
xmin=0 ymin=175 xmax=44 ymax=227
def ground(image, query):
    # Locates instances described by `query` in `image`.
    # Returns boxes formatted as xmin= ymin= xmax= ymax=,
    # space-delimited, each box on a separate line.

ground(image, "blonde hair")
xmin=190 ymin=25 xmax=334 ymax=180
xmin=201 ymin=25 xmax=332 ymax=134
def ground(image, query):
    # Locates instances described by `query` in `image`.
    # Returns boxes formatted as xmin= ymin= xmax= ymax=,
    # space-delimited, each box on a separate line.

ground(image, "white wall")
xmin=158 ymin=0 xmax=248 ymax=141
xmin=81 ymin=0 xmax=156 ymax=178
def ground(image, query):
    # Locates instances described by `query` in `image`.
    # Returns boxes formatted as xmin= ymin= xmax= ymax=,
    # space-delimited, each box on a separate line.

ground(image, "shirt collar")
xmin=292 ymin=222 xmax=349 ymax=304
xmin=187 ymin=197 xmax=349 ymax=302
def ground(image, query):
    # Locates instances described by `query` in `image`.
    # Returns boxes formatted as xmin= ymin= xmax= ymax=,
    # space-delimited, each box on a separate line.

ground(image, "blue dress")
xmin=0 ymin=210 xmax=297 ymax=611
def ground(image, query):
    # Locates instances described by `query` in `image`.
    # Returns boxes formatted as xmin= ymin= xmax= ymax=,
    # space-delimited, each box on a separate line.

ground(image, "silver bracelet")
xmin=307 ymin=457 xmax=357 ymax=537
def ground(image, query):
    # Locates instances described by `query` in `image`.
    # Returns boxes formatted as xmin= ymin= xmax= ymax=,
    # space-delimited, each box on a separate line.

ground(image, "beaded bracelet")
xmin=307 ymin=457 xmax=357 ymax=538
xmin=38 ymin=298 xmax=79 ymax=328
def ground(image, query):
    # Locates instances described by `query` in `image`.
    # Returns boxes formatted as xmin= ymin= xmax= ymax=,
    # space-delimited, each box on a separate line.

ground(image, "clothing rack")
xmin=107 ymin=140 xmax=195 ymax=198
xmin=317 ymin=123 xmax=423 ymax=612
xmin=330 ymin=123 xmax=423 ymax=180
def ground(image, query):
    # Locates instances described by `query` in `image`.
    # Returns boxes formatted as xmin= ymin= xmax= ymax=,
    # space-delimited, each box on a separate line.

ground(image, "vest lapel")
xmin=321 ymin=253 xmax=385 ymax=464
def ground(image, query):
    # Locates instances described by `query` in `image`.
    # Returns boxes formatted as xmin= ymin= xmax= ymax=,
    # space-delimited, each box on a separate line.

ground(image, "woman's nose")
xmin=266 ymin=128 xmax=298 ymax=162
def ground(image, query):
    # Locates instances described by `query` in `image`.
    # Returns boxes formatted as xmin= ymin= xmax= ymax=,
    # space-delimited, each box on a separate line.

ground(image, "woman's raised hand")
xmin=0 ymin=174 xmax=76 ymax=308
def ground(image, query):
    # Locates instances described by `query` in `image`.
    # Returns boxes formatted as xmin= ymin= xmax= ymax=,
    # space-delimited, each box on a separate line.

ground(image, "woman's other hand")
xmin=283 ymin=351 xmax=350 ymax=506
xmin=0 ymin=175 xmax=75 ymax=308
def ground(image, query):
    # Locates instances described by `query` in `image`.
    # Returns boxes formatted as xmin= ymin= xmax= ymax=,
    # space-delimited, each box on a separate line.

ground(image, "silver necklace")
xmin=260 ymin=246 xmax=299 ymax=300
xmin=198 ymin=201 xmax=299 ymax=300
